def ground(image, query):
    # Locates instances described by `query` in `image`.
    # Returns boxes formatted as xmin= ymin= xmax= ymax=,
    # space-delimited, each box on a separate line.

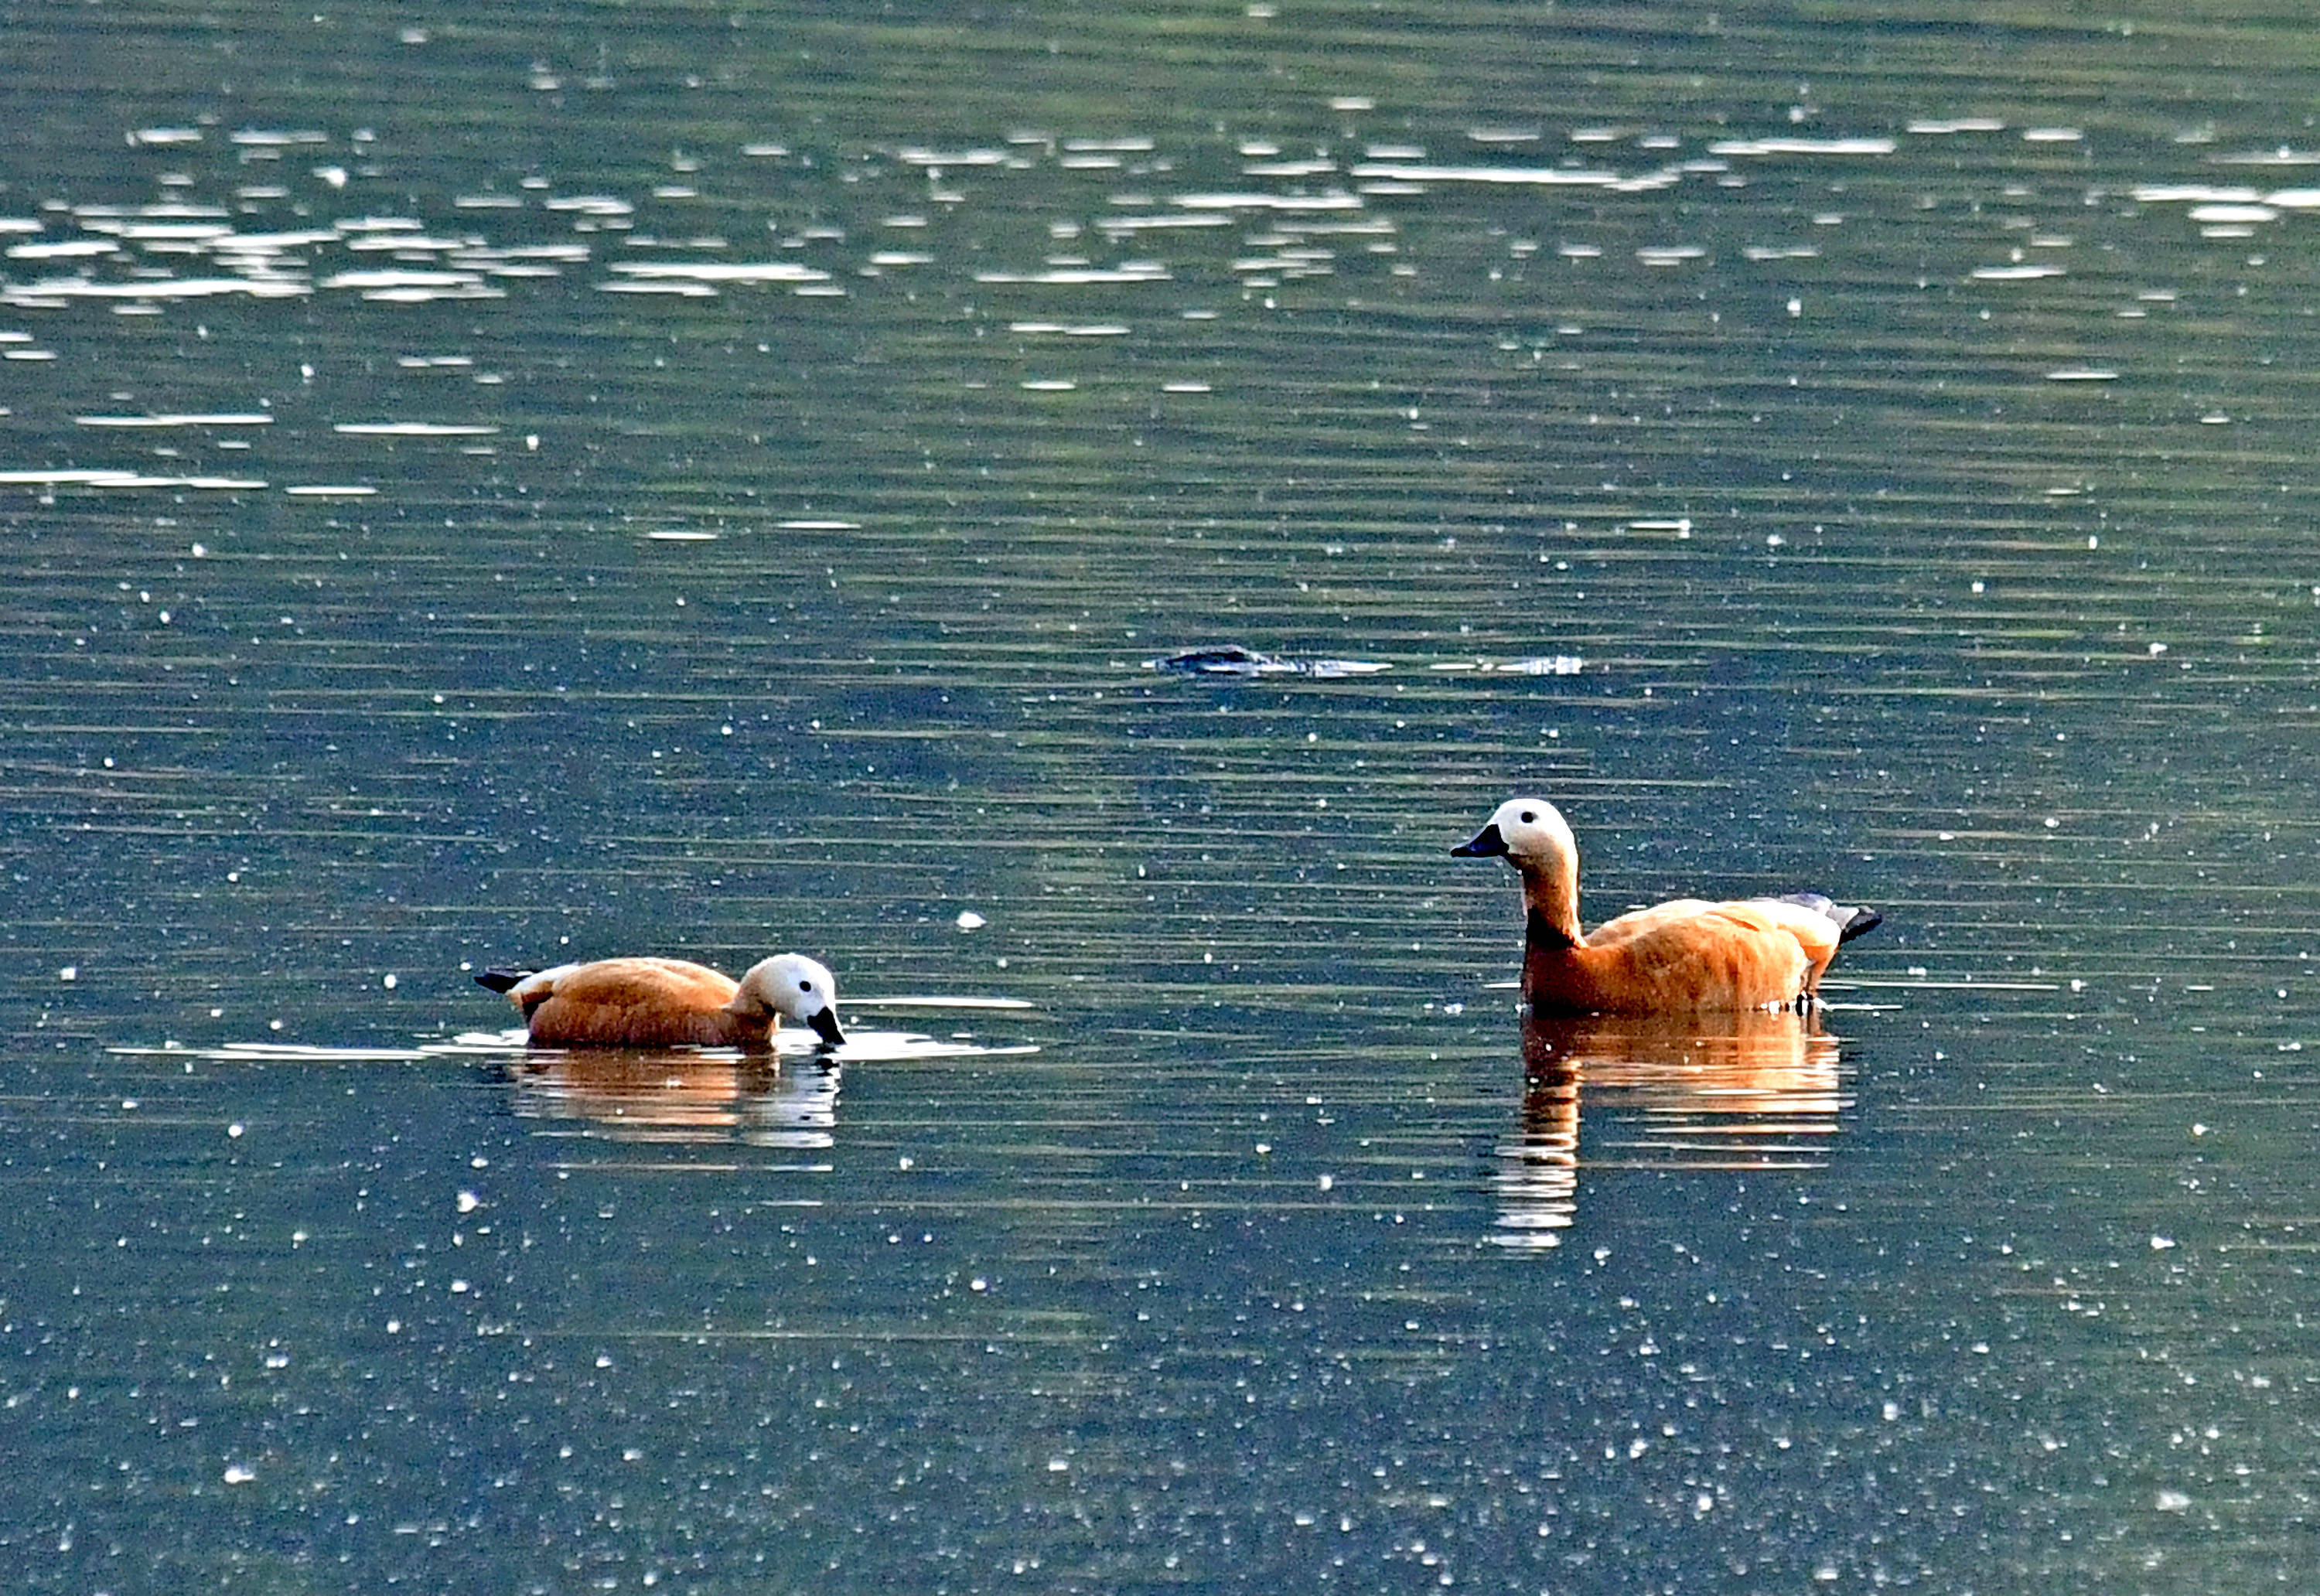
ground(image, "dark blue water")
xmin=5 ymin=2 xmax=2319 ymax=1590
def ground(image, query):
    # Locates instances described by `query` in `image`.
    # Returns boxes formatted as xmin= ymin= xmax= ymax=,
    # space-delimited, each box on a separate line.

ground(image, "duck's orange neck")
xmin=1518 ymin=861 xmax=1585 ymax=947
xmin=1526 ymin=906 xmax=1578 ymax=951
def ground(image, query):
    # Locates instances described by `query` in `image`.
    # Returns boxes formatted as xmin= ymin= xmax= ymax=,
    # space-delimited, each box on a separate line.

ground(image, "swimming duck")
xmin=474 ymin=953 xmax=844 ymax=1049
xmin=1452 ymin=797 xmax=1880 ymax=1013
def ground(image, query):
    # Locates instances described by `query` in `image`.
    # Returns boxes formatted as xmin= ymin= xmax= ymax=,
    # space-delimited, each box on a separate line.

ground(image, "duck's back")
xmin=512 ymin=957 xmax=749 ymax=1047
xmin=1528 ymin=899 xmax=1833 ymax=1012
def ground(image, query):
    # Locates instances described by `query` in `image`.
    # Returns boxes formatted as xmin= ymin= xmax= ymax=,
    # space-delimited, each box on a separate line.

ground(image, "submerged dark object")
xmin=1149 ymin=645 xmax=1387 ymax=679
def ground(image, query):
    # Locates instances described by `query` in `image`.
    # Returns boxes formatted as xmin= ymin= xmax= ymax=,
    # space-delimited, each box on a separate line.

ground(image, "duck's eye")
xmin=798 ymin=980 xmax=815 ymax=992
xmin=1519 ymin=810 xmax=1537 ymax=824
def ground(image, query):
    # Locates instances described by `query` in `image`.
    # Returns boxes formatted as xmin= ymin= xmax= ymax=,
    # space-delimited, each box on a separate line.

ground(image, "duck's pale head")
xmin=729 ymin=953 xmax=845 ymax=1046
xmin=1452 ymin=797 xmax=1578 ymax=873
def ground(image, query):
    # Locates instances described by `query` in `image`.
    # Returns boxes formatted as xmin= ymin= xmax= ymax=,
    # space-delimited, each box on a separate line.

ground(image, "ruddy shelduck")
xmin=474 ymin=953 xmax=844 ymax=1049
xmin=1453 ymin=797 xmax=1880 ymax=1013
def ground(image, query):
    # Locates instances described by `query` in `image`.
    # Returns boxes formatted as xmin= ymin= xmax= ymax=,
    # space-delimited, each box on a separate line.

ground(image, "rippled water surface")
xmin=5 ymin=3 xmax=2319 ymax=1591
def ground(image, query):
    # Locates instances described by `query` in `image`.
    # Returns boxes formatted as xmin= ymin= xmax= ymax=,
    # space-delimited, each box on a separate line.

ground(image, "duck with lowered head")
xmin=475 ymin=953 xmax=844 ymax=1049
xmin=1453 ymin=796 xmax=1880 ymax=1014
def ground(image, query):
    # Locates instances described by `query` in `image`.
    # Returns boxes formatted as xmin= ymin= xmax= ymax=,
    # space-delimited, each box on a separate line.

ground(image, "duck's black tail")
xmin=1777 ymin=893 xmax=1882 ymax=943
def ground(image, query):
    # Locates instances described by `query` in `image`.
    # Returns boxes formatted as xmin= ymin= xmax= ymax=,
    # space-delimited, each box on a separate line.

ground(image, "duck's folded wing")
xmin=510 ymin=958 xmax=750 ymax=1047
xmin=496 ymin=958 xmax=730 ymax=1009
xmin=1568 ymin=899 xmax=1814 ymax=1008
xmin=532 ymin=957 xmax=739 ymax=1010
xmin=1585 ymin=899 xmax=1721 ymax=948
xmin=1724 ymin=899 xmax=1847 ymax=963
xmin=1588 ymin=897 xmax=1848 ymax=971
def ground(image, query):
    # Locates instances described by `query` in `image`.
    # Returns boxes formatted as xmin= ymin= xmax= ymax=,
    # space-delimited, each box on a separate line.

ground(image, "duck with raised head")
xmin=1452 ymin=797 xmax=1880 ymax=1014
xmin=474 ymin=953 xmax=844 ymax=1049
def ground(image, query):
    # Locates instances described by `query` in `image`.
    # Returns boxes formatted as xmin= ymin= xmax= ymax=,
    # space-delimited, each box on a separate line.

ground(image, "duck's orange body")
xmin=476 ymin=953 xmax=844 ymax=1049
xmin=1454 ymin=798 xmax=1880 ymax=1014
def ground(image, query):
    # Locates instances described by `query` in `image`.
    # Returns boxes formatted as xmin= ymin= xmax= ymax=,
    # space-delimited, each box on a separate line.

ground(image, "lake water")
xmin=5 ymin=2 xmax=2318 ymax=1590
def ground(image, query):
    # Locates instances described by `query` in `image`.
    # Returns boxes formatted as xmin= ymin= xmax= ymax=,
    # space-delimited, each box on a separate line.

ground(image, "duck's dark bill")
xmin=1452 ymin=824 xmax=1508 ymax=858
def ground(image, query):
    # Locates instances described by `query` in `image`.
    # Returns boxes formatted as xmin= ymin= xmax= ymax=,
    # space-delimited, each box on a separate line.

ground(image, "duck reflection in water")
xmin=507 ymin=1049 xmax=842 ymax=1150
xmin=1492 ymin=1009 xmax=1851 ymax=1250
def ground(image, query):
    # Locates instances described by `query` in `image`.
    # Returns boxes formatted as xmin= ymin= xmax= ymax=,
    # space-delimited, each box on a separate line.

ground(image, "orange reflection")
xmin=507 ymin=1051 xmax=842 ymax=1148
xmin=1493 ymin=1009 xmax=1852 ymax=1249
